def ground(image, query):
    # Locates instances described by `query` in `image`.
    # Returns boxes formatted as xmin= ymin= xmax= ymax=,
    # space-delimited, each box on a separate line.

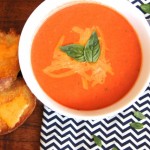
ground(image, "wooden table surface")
xmin=0 ymin=1 xmax=44 ymax=149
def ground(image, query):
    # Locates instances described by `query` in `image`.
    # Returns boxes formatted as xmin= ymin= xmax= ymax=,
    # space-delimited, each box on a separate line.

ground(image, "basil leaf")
xmin=93 ymin=135 xmax=102 ymax=147
xmin=130 ymin=122 xmax=144 ymax=129
xmin=84 ymin=31 xmax=100 ymax=62
xmin=140 ymin=4 xmax=150 ymax=14
xmin=60 ymin=44 xmax=85 ymax=62
xmin=134 ymin=111 xmax=146 ymax=120
xmin=60 ymin=31 xmax=100 ymax=63
xmin=112 ymin=147 xmax=118 ymax=150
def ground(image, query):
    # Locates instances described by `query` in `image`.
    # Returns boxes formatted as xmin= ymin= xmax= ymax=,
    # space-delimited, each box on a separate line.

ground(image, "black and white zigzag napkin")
xmin=40 ymin=0 xmax=150 ymax=149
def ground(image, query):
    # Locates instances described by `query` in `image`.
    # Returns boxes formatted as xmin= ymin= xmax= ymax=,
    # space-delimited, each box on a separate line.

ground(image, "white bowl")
xmin=19 ymin=0 xmax=150 ymax=120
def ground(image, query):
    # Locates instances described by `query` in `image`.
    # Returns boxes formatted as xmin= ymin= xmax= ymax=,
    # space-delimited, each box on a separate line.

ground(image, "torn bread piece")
xmin=0 ymin=78 xmax=36 ymax=135
xmin=0 ymin=30 xmax=20 ymax=91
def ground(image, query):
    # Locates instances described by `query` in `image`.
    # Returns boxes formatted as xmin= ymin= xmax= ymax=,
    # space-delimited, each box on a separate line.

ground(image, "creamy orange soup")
xmin=31 ymin=3 xmax=141 ymax=110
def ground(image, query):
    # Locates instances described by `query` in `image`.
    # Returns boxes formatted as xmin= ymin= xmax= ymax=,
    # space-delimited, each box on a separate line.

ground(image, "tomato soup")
xmin=31 ymin=3 xmax=141 ymax=110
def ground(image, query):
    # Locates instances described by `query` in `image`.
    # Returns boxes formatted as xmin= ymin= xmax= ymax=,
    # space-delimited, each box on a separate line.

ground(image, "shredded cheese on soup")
xmin=43 ymin=26 xmax=113 ymax=90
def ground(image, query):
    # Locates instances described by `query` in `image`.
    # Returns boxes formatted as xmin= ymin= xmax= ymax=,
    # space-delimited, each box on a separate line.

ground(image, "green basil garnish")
xmin=112 ymin=147 xmax=118 ymax=150
xmin=130 ymin=122 xmax=144 ymax=129
xmin=134 ymin=111 xmax=146 ymax=120
xmin=93 ymin=135 xmax=102 ymax=147
xmin=60 ymin=31 xmax=100 ymax=63
xmin=140 ymin=4 xmax=150 ymax=14
xmin=60 ymin=44 xmax=85 ymax=62
xmin=84 ymin=31 xmax=100 ymax=62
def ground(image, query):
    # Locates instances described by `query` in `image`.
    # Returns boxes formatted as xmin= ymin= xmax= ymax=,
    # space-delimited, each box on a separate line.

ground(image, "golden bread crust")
xmin=0 ymin=78 xmax=36 ymax=135
xmin=0 ymin=30 xmax=20 ymax=91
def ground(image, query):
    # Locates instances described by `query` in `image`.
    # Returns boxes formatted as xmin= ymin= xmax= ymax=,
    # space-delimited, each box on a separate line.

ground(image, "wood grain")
xmin=0 ymin=0 xmax=43 ymax=33
xmin=0 ymin=0 xmax=44 ymax=149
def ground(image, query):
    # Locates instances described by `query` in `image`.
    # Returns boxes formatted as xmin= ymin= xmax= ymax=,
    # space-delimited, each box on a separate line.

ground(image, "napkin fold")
xmin=40 ymin=0 xmax=150 ymax=149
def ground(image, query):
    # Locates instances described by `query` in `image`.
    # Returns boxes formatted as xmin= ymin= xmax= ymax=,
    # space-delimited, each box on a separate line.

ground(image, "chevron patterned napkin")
xmin=40 ymin=0 xmax=150 ymax=149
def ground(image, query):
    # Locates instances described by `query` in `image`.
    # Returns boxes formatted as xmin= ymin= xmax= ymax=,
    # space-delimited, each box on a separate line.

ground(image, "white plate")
xmin=19 ymin=0 xmax=150 ymax=120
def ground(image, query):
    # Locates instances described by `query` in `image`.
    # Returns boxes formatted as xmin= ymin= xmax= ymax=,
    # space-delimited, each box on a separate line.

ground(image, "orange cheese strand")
xmin=43 ymin=26 xmax=113 ymax=90
xmin=0 ymin=95 xmax=28 ymax=128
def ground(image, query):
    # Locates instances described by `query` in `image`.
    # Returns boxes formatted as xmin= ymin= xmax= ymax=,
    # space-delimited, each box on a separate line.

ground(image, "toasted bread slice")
xmin=0 ymin=30 xmax=20 ymax=91
xmin=0 ymin=78 xmax=36 ymax=135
